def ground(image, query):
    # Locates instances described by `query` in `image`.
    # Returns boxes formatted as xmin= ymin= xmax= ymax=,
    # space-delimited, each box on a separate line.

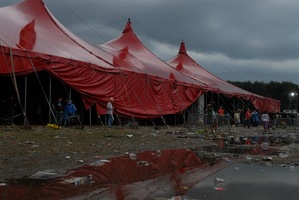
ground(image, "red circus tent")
xmin=0 ymin=0 xmax=204 ymax=119
xmin=166 ymin=41 xmax=280 ymax=112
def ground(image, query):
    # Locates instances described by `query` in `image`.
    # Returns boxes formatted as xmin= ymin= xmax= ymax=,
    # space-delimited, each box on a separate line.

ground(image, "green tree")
xmin=228 ymin=81 xmax=299 ymax=111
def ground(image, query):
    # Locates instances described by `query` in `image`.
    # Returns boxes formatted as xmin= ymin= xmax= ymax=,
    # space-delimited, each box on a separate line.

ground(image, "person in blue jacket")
xmin=63 ymin=99 xmax=77 ymax=127
xmin=251 ymin=110 xmax=259 ymax=127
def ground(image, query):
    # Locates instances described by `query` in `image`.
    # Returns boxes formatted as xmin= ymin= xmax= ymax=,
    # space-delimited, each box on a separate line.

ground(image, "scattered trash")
xmin=129 ymin=153 xmax=137 ymax=160
xmin=186 ymin=132 xmax=195 ymax=135
xmin=235 ymin=167 xmax=240 ymax=170
xmin=65 ymin=156 xmax=71 ymax=159
xmin=263 ymin=156 xmax=273 ymax=161
xmin=29 ymin=170 xmax=62 ymax=179
xmin=177 ymin=185 xmax=189 ymax=193
xmin=94 ymin=155 xmax=102 ymax=159
xmin=90 ymin=159 xmax=110 ymax=166
xmin=245 ymin=156 xmax=252 ymax=162
xmin=155 ymin=150 xmax=162 ymax=157
xmin=278 ymin=153 xmax=289 ymax=158
xmin=0 ymin=183 xmax=7 ymax=186
xmin=64 ymin=174 xmax=93 ymax=186
xmin=280 ymin=164 xmax=288 ymax=167
xmin=137 ymin=160 xmax=150 ymax=167
xmin=53 ymin=135 xmax=67 ymax=139
xmin=47 ymin=123 xmax=61 ymax=129
xmin=76 ymin=160 xmax=84 ymax=164
xmin=127 ymin=134 xmax=133 ymax=138
xmin=290 ymin=166 xmax=296 ymax=171
xmin=75 ymin=174 xmax=93 ymax=186
xmin=168 ymin=196 xmax=190 ymax=200
xmin=99 ymin=159 xmax=110 ymax=163
xmin=214 ymin=177 xmax=224 ymax=185
xmin=223 ymin=157 xmax=231 ymax=162
xmin=197 ymin=128 xmax=208 ymax=134
xmin=214 ymin=187 xmax=225 ymax=191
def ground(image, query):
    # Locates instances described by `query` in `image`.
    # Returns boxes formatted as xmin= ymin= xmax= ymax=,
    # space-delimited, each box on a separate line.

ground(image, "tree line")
xmin=228 ymin=81 xmax=299 ymax=112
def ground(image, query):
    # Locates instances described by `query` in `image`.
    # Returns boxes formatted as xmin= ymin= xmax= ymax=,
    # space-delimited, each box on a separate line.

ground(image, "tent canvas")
xmin=0 ymin=0 xmax=204 ymax=120
xmin=166 ymin=41 xmax=280 ymax=112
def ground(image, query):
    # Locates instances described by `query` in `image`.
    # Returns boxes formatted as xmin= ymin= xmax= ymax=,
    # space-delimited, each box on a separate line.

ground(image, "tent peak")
xmin=179 ymin=40 xmax=187 ymax=54
xmin=123 ymin=18 xmax=133 ymax=33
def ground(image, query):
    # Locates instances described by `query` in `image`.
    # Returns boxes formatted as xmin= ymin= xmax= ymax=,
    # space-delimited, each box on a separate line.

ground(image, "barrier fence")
xmin=275 ymin=118 xmax=299 ymax=127
xmin=188 ymin=113 xmax=299 ymax=129
xmin=188 ymin=113 xmax=231 ymax=127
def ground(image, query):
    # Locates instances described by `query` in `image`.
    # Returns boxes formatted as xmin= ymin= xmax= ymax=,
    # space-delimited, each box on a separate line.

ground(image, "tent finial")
xmin=123 ymin=18 xmax=133 ymax=33
xmin=179 ymin=40 xmax=187 ymax=54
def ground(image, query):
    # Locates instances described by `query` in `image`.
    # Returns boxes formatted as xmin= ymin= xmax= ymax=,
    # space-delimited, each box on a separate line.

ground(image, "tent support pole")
xmin=69 ymin=88 xmax=72 ymax=99
xmin=89 ymin=107 xmax=92 ymax=126
xmin=24 ymin=75 xmax=27 ymax=126
xmin=48 ymin=76 xmax=52 ymax=124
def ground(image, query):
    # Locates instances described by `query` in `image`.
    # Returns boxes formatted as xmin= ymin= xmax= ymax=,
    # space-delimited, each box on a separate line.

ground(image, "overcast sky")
xmin=2 ymin=0 xmax=299 ymax=84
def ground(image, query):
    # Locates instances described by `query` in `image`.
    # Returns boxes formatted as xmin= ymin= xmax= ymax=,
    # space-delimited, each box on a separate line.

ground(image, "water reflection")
xmin=0 ymin=133 xmax=296 ymax=199
xmin=0 ymin=149 xmax=227 ymax=199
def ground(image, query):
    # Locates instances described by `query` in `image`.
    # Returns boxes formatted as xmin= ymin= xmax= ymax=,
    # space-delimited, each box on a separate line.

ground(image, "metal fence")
xmin=275 ymin=118 xmax=299 ymax=127
xmin=188 ymin=113 xmax=231 ymax=127
xmin=189 ymin=114 xmax=299 ymax=129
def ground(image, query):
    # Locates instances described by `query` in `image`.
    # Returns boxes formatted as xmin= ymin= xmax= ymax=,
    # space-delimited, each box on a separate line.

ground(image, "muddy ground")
xmin=0 ymin=124 xmax=298 ymax=182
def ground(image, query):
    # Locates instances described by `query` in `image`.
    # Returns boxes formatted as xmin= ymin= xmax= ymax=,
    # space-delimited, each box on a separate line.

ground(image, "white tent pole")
xmin=49 ymin=76 xmax=52 ymax=123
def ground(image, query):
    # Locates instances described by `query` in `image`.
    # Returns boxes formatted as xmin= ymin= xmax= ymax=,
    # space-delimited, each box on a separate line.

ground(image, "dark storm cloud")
xmin=1 ymin=0 xmax=299 ymax=84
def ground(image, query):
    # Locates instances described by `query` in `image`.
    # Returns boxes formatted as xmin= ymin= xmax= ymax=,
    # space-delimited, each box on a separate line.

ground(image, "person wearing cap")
xmin=107 ymin=98 xmax=114 ymax=128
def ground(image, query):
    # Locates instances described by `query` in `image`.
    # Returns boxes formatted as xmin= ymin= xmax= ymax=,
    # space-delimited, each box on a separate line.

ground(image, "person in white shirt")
xmin=106 ymin=98 xmax=114 ymax=128
xmin=261 ymin=111 xmax=270 ymax=132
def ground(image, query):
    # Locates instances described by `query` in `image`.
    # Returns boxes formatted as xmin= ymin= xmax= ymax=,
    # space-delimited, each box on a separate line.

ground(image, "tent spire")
xmin=123 ymin=18 xmax=133 ymax=33
xmin=179 ymin=40 xmax=187 ymax=54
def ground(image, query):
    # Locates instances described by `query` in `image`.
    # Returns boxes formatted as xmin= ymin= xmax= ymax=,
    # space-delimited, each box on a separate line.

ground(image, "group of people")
xmin=205 ymin=101 xmax=274 ymax=134
xmin=233 ymin=109 xmax=259 ymax=128
xmin=52 ymin=96 xmax=116 ymax=128
xmin=52 ymin=97 xmax=77 ymax=127
xmin=234 ymin=109 xmax=271 ymax=131
xmin=206 ymin=102 xmax=229 ymax=134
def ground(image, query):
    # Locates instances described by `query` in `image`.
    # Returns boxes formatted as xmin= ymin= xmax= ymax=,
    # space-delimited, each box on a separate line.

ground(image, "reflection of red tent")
xmin=167 ymin=41 xmax=280 ymax=112
xmin=0 ymin=149 xmax=228 ymax=199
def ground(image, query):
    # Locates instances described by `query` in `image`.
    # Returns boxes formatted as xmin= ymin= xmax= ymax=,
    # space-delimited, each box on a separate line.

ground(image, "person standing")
xmin=251 ymin=110 xmax=259 ymax=127
xmin=107 ymin=98 xmax=114 ymax=128
xmin=234 ymin=110 xmax=240 ymax=127
xmin=64 ymin=99 xmax=77 ymax=127
xmin=244 ymin=109 xmax=251 ymax=128
xmin=52 ymin=97 xmax=63 ymax=125
xmin=62 ymin=98 xmax=69 ymax=126
xmin=261 ymin=111 xmax=270 ymax=132
xmin=206 ymin=101 xmax=218 ymax=134
xmin=217 ymin=106 xmax=225 ymax=126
